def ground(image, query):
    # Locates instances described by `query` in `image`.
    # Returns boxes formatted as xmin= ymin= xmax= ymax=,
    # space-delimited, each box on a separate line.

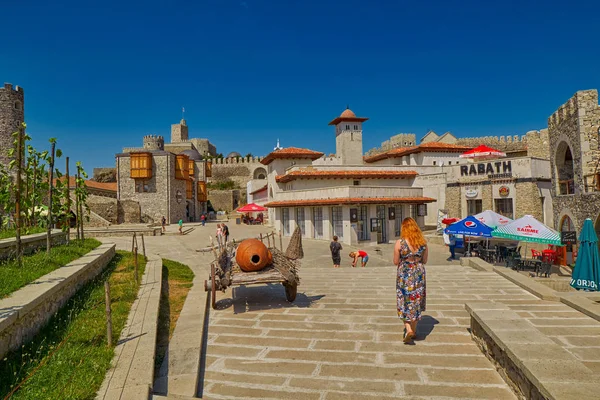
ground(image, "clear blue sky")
xmin=2 ymin=0 xmax=600 ymax=170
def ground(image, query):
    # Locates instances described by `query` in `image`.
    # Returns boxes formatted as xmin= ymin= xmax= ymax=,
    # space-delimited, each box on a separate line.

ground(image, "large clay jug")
xmin=236 ymin=239 xmax=272 ymax=272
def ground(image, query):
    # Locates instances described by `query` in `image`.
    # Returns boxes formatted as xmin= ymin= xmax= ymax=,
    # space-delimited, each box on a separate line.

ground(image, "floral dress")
xmin=396 ymin=239 xmax=426 ymax=322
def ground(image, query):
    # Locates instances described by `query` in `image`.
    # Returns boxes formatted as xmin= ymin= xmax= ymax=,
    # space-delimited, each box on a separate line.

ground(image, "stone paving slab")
xmin=96 ymin=254 xmax=163 ymax=400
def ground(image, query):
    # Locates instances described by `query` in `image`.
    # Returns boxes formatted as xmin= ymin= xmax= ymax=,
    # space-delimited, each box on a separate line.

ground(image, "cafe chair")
xmin=531 ymin=249 xmax=542 ymax=260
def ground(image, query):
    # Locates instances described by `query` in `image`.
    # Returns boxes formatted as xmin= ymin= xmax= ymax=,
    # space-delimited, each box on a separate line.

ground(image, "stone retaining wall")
xmin=0 ymin=230 xmax=67 ymax=261
xmin=0 ymin=243 xmax=116 ymax=359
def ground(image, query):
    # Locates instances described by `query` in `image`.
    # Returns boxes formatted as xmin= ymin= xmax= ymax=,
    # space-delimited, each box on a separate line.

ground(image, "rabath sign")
xmin=460 ymin=161 xmax=512 ymax=178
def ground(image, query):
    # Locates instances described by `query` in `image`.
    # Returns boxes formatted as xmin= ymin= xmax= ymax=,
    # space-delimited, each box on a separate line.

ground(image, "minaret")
xmin=171 ymin=118 xmax=189 ymax=143
xmin=328 ymin=107 xmax=368 ymax=165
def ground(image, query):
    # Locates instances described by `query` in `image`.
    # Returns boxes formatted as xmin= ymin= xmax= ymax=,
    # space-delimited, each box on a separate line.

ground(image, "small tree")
xmin=75 ymin=162 xmax=90 ymax=240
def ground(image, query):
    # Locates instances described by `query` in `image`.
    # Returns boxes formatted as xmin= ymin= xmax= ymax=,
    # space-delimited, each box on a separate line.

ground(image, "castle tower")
xmin=143 ymin=134 xmax=165 ymax=150
xmin=171 ymin=118 xmax=188 ymax=143
xmin=0 ymin=83 xmax=24 ymax=168
xmin=328 ymin=107 xmax=368 ymax=165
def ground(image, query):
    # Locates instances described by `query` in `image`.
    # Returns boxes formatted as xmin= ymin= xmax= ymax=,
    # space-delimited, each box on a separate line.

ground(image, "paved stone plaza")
xmin=103 ymin=222 xmax=600 ymax=399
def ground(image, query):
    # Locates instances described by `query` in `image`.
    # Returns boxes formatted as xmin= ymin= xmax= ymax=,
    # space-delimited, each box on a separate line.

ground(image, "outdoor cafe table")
xmin=518 ymin=258 xmax=542 ymax=272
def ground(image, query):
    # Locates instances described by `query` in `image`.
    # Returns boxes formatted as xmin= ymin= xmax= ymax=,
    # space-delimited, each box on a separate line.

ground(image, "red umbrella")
xmin=237 ymin=203 xmax=267 ymax=212
xmin=442 ymin=217 xmax=459 ymax=225
xmin=459 ymin=145 xmax=506 ymax=159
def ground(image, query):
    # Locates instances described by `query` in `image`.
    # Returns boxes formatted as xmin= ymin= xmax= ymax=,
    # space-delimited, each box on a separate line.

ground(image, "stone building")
xmin=263 ymin=108 xmax=435 ymax=246
xmin=548 ymin=89 xmax=600 ymax=261
xmin=116 ymin=123 xmax=210 ymax=224
xmin=0 ymin=83 xmax=24 ymax=168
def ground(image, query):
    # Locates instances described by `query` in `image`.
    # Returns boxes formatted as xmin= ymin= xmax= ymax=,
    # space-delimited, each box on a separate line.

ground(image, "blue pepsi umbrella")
xmin=570 ymin=218 xmax=599 ymax=291
xmin=444 ymin=215 xmax=493 ymax=238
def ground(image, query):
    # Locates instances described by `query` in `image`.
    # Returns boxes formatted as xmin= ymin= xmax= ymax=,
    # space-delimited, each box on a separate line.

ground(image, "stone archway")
xmin=555 ymin=141 xmax=575 ymax=195
xmin=254 ymin=167 xmax=267 ymax=180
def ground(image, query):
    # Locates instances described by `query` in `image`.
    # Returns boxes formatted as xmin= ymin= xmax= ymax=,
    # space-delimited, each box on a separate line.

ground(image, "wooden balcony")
xmin=130 ymin=152 xmax=152 ymax=179
xmin=188 ymin=159 xmax=195 ymax=177
xmin=584 ymin=173 xmax=600 ymax=193
xmin=198 ymin=181 xmax=207 ymax=202
xmin=186 ymin=179 xmax=193 ymax=199
xmin=175 ymin=155 xmax=190 ymax=180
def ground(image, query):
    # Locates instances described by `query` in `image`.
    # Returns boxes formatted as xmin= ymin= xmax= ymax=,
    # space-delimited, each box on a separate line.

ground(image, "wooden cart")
xmin=204 ymin=244 xmax=300 ymax=310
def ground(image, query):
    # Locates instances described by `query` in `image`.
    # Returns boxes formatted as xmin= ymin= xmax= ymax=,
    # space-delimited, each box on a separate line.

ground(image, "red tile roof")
xmin=249 ymin=184 xmax=268 ymax=195
xmin=275 ymin=170 xmax=418 ymax=183
xmin=364 ymin=142 xmax=472 ymax=163
xmin=260 ymin=147 xmax=325 ymax=165
xmin=328 ymin=108 xmax=369 ymax=126
xmin=56 ymin=177 xmax=117 ymax=192
xmin=264 ymin=197 xmax=436 ymax=207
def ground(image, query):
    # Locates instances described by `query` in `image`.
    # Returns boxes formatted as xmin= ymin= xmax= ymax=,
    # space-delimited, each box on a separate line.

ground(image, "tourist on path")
xmin=216 ymin=224 xmax=223 ymax=247
xmin=222 ymin=223 xmax=229 ymax=243
xmin=393 ymin=217 xmax=428 ymax=344
xmin=330 ymin=236 xmax=342 ymax=268
xmin=349 ymin=250 xmax=368 ymax=267
xmin=200 ymin=214 xmax=206 ymax=227
xmin=161 ymin=216 xmax=166 ymax=233
xmin=178 ymin=219 xmax=183 ymax=235
xmin=443 ymin=231 xmax=456 ymax=260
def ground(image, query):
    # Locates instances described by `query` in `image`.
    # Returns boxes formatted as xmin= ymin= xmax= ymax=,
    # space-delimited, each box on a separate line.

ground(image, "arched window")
xmin=253 ymin=167 xmax=267 ymax=180
xmin=555 ymin=141 xmax=575 ymax=195
xmin=560 ymin=215 xmax=574 ymax=232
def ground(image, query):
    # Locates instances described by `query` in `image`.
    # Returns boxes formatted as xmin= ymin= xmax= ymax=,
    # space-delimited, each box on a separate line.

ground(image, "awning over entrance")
xmin=263 ymin=196 xmax=436 ymax=207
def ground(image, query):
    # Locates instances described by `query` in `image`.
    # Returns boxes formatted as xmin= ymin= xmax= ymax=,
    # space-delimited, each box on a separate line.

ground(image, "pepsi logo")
xmin=465 ymin=221 xmax=477 ymax=228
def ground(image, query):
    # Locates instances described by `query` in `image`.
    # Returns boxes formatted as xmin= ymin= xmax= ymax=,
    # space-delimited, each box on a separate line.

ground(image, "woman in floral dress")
xmin=393 ymin=217 xmax=428 ymax=344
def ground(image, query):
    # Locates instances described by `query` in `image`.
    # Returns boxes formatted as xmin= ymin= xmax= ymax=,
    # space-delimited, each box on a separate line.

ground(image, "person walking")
xmin=216 ymin=223 xmax=223 ymax=248
xmin=330 ymin=236 xmax=343 ymax=268
xmin=393 ymin=217 xmax=428 ymax=344
xmin=178 ymin=219 xmax=183 ymax=235
xmin=349 ymin=250 xmax=369 ymax=267
xmin=200 ymin=213 xmax=206 ymax=227
xmin=161 ymin=216 xmax=166 ymax=233
xmin=222 ymin=223 xmax=229 ymax=244
xmin=443 ymin=231 xmax=456 ymax=260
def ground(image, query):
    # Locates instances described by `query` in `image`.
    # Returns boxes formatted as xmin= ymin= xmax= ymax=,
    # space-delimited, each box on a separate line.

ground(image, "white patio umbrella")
xmin=492 ymin=215 xmax=562 ymax=259
xmin=474 ymin=210 xmax=513 ymax=229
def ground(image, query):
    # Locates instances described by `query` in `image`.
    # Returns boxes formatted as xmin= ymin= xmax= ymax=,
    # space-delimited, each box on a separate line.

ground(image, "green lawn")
xmin=155 ymin=259 xmax=195 ymax=373
xmin=0 ymin=227 xmax=46 ymax=240
xmin=0 ymin=250 xmax=146 ymax=400
xmin=0 ymin=239 xmax=101 ymax=299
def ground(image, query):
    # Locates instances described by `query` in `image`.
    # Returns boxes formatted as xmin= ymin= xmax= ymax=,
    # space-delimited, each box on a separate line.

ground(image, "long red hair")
xmin=400 ymin=217 xmax=426 ymax=248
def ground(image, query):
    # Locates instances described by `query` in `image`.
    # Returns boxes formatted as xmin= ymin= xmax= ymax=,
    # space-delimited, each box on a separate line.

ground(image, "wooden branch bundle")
xmin=271 ymin=247 xmax=300 ymax=285
xmin=285 ymin=226 xmax=304 ymax=260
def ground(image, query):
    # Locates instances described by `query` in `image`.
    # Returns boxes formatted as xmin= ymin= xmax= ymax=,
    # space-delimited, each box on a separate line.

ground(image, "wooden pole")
xmin=46 ymin=141 xmax=55 ymax=256
xmin=267 ymin=233 xmax=271 ymax=248
xmin=279 ymin=231 xmax=283 ymax=251
xmin=134 ymin=246 xmax=139 ymax=283
xmin=31 ymin=157 xmax=37 ymax=229
xmin=104 ymin=280 xmax=113 ymax=347
xmin=131 ymin=232 xmax=136 ymax=253
xmin=78 ymin=167 xmax=85 ymax=241
xmin=15 ymin=125 xmax=23 ymax=267
xmin=259 ymin=233 xmax=263 ymax=243
xmin=65 ymin=157 xmax=70 ymax=245
xmin=141 ymin=233 xmax=146 ymax=260
xmin=74 ymin=168 xmax=80 ymax=241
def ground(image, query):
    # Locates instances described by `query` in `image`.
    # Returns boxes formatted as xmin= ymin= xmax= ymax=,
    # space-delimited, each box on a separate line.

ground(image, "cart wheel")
xmin=211 ymin=263 xmax=217 ymax=310
xmin=284 ymin=282 xmax=297 ymax=302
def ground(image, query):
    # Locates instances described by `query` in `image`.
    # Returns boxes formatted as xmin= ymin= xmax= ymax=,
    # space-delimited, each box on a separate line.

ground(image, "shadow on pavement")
xmin=211 ymin=283 xmax=325 ymax=313
xmin=415 ymin=315 xmax=439 ymax=340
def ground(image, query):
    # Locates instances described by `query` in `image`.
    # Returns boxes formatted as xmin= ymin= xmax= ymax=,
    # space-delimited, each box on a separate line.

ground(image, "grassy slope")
xmin=0 ymin=238 xmax=101 ymax=298
xmin=154 ymin=259 xmax=195 ymax=372
xmin=0 ymin=227 xmax=46 ymax=240
xmin=0 ymin=250 xmax=146 ymax=400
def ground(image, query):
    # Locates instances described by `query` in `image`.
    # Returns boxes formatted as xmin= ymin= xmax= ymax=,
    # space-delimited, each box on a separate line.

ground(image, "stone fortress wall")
xmin=548 ymin=89 xmax=600 ymax=232
xmin=366 ymin=129 xmax=550 ymax=160
xmin=0 ymin=83 xmax=24 ymax=168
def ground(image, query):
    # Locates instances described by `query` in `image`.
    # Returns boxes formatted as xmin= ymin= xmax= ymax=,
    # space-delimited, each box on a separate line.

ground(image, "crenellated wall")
xmin=0 ymin=83 xmax=24 ymax=168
